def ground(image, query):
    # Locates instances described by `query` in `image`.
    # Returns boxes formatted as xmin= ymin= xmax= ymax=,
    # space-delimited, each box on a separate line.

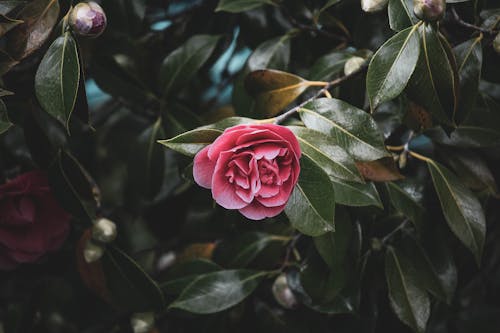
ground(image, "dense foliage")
xmin=1 ymin=0 xmax=500 ymax=332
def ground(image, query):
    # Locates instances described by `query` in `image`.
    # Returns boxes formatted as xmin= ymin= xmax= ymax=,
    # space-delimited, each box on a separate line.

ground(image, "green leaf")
xmin=331 ymin=179 xmax=383 ymax=208
xmin=388 ymin=0 xmax=417 ymax=31
xmin=406 ymin=24 xmax=458 ymax=126
xmin=170 ymin=270 xmax=266 ymax=314
xmin=320 ymin=0 xmax=341 ymax=12
xmin=102 ymin=246 xmax=166 ymax=312
xmin=0 ymin=14 xmax=23 ymax=37
xmin=0 ymin=99 xmax=12 ymax=135
xmin=288 ymin=126 xmax=363 ymax=183
xmin=427 ymin=159 xmax=486 ymax=264
xmin=308 ymin=50 xmax=354 ymax=81
xmin=454 ymin=36 xmax=483 ymax=124
xmin=158 ymin=117 xmax=254 ymax=156
xmin=245 ymin=69 xmax=309 ymax=117
xmin=385 ymin=181 xmax=425 ymax=228
xmin=299 ymin=98 xmax=389 ymax=161
xmin=215 ymin=0 xmax=275 ymax=13
xmin=366 ymin=24 xmax=421 ymax=109
xmin=8 ymin=0 xmax=59 ymax=59
xmin=160 ymin=35 xmax=221 ymax=98
xmin=214 ymin=232 xmax=288 ymax=268
xmin=160 ymin=259 xmax=221 ymax=295
xmin=385 ymin=247 xmax=430 ymax=333
xmin=35 ymin=32 xmax=80 ymax=130
xmin=425 ymin=125 xmax=500 ymax=147
xmin=285 ymin=155 xmax=335 ymax=237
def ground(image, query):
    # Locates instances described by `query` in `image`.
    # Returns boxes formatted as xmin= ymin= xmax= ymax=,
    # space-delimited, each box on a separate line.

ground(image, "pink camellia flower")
xmin=193 ymin=124 xmax=301 ymax=220
xmin=0 ymin=171 xmax=71 ymax=270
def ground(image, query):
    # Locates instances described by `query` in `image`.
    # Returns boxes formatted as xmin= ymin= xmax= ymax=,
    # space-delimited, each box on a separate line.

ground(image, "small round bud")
xmin=361 ymin=0 xmax=389 ymax=13
xmin=92 ymin=218 xmax=117 ymax=243
xmin=494 ymin=33 xmax=500 ymax=55
xmin=83 ymin=239 xmax=105 ymax=263
xmin=344 ymin=56 xmax=366 ymax=76
xmin=69 ymin=2 xmax=107 ymax=37
xmin=272 ymin=274 xmax=298 ymax=309
xmin=413 ymin=0 xmax=446 ymax=22
xmin=131 ymin=312 xmax=155 ymax=333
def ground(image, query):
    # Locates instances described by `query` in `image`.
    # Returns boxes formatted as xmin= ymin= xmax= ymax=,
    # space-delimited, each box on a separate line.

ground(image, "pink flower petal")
xmin=193 ymin=145 xmax=216 ymax=189
xmin=212 ymin=151 xmax=248 ymax=209
xmin=239 ymin=201 xmax=286 ymax=220
xmin=253 ymin=124 xmax=301 ymax=159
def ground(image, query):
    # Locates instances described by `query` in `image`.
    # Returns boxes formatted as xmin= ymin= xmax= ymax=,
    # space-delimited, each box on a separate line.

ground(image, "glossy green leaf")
xmin=285 ymin=155 xmax=335 ymax=236
xmin=0 ymin=99 xmax=12 ymax=135
xmin=35 ymin=32 xmax=80 ymax=130
xmin=160 ymin=34 xmax=220 ymax=98
xmin=8 ymin=0 xmax=59 ymax=59
xmin=289 ymin=126 xmax=363 ymax=183
xmin=245 ymin=69 xmax=309 ymax=117
xmin=160 ymin=259 xmax=221 ymax=295
xmin=102 ymin=246 xmax=166 ymax=312
xmin=407 ymin=24 xmax=458 ymax=126
xmin=308 ymin=50 xmax=354 ymax=81
xmin=388 ymin=0 xmax=417 ymax=31
xmin=215 ymin=0 xmax=275 ymax=12
xmin=425 ymin=125 xmax=500 ymax=147
xmin=331 ymin=179 xmax=383 ymax=208
xmin=367 ymin=24 xmax=420 ymax=109
xmin=454 ymin=36 xmax=483 ymax=123
xmin=214 ymin=232 xmax=288 ymax=268
xmin=385 ymin=181 xmax=425 ymax=227
xmin=170 ymin=270 xmax=266 ymax=314
xmin=427 ymin=160 xmax=486 ymax=264
xmin=299 ymin=98 xmax=389 ymax=161
xmin=385 ymin=247 xmax=430 ymax=333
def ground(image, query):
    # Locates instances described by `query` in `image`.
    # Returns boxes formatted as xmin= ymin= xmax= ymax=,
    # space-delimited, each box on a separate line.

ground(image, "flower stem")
xmin=451 ymin=7 xmax=498 ymax=35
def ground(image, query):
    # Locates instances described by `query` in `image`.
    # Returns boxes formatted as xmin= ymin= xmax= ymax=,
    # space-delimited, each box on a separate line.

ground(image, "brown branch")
xmin=451 ymin=7 xmax=498 ymax=35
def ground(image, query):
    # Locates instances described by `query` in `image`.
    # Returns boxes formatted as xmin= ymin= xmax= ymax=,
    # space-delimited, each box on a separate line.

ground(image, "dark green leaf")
xmin=160 ymin=35 xmax=221 ymax=98
xmin=385 ymin=181 xmax=425 ymax=227
xmin=245 ymin=69 xmax=309 ymax=117
xmin=160 ymin=259 xmax=221 ymax=295
xmin=427 ymin=159 xmax=486 ymax=264
xmin=454 ymin=36 xmax=483 ymax=124
xmin=385 ymin=247 xmax=430 ymax=333
xmin=0 ymin=1 xmax=25 ymax=15
xmin=367 ymin=24 xmax=421 ymax=109
xmin=215 ymin=0 xmax=275 ymax=13
xmin=8 ymin=0 xmax=59 ymax=59
xmin=170 ymin=270 xmax=266 ymax=314
xmin=289 ymin=126 xmax=363 ymax=183
xmin=320 ymin=0 xmax=341 ymax=12
xmin=388 ymin=0 xmax=417 ymax=31
xmin=425 ymin=125 xmax=500 ymax=147
xmin=0 ymin=99 xmax=12 ymax=135
xmin=299 ymin=98 xmax=389 ymax=161
xmin=102 ymin=246 xmax=166 ymax=312
xmin=285 ymin=155 xmax=335 ymax=236
xmin=308 ymin=50 xmax=354 ymax=81
xmin=406 ymin=24 xmax=458 ymax=126
xmin=0 ymin=14 xmax=23 ymax=37
xmin=331 ymin=179 xmax=383 ymax=208
xmin=35 ymin=32 xmax=80 ymax=130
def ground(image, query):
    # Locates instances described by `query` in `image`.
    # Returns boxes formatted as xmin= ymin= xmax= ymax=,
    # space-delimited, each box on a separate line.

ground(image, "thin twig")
xmin=274 ymin=62 xmax=369 ymax=124
xmin=451 ymin=7 xmax=498 ymax=35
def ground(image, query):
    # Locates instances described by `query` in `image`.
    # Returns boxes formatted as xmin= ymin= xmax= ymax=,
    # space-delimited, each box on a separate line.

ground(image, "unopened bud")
xmin=272 ymin=274 xmax=298 ymax=309
xmin=131 ymin=312 xmax=155 ymax=333
xmin=69 ymin=2 xmax=107 ymax=37
xmin=83 ymin=239 xmax=105 ymax=263
xmin=494 ymin=33 xmax=500 ymax=55
xmin=413 ymin=0 xmax=446 ymax=22
xmin=344 ymin=56 xmax=366 ymax=76
xmin=361 ymin=0 xmax=389 ymax=13
xmin=92 ymin=218 xmax=117 ymax=243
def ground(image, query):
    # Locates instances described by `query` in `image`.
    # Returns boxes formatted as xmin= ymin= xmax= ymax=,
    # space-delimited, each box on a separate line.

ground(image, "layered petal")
xmin=193 ymin=145 xmax=216 ymax=189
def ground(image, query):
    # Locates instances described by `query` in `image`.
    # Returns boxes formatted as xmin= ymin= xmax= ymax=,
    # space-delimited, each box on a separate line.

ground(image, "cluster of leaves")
xmin=1 ymin=0 xmax=500 ymax=333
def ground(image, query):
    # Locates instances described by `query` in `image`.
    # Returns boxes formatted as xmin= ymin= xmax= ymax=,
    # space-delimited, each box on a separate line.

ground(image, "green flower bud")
xmin=83 ymin=239 xmax=105 ymax=263
xmin=131 ymin=312 xmax=155 ymax=333
xmin=494 ymin=33 xmax=500 ymax=55
xmin=69 ymin=2 xmax=107 ymax=37
xmin=344 ymin=56 xmax=366 ymax=76
xmin=413 ymin=0 xmax=446 ymax=22
xmin=361 ymin=0 xmax=389 ymax=13
xmin=92 ymin=218 xmax=117 ymax=243
xmin=272 ymin=274 xmax=298 ymax=309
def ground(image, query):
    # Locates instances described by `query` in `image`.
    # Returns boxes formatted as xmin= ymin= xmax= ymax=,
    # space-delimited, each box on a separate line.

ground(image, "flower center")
xmin=258 ymin=159 xmax=279 ymax=185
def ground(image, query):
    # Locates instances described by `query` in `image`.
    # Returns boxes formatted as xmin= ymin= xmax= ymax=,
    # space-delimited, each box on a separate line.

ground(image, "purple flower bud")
xmin=413 ymin=0 xmax=446 ymax=22
xmin=69 ymin=2 xmax=107 ymax=37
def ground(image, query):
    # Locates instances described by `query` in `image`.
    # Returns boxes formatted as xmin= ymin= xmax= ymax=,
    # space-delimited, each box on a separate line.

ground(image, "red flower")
xmin=193 ymin=124 xmax=301 ymax=220
xmin=0 ymin=171 xmax=71 ymax=270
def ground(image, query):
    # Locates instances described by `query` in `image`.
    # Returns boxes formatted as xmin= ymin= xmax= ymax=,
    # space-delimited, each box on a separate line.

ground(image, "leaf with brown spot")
xmin=356 ymin=157 xmax=404 ymax=182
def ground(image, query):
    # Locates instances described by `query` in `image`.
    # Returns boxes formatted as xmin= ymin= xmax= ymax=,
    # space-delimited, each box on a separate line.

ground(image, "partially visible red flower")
xmin=0 ymin=171 xmax=71 ymax=270
xmin=193 ymin=124 xmax=301 ymax=220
